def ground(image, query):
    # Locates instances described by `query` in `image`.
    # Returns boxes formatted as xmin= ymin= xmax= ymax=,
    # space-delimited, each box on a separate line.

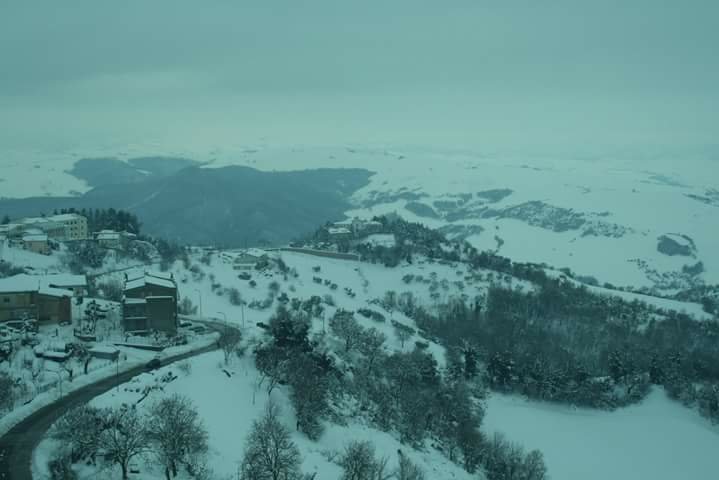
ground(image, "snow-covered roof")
xmin=0 ymin=273 xmax=84 ymax=295
xmin=42 ymin=351 xmax=71 ymax=360
xmin=0 ymin=274 xmax=41 ymax=293
xmin=22 ymin=233 xmax=48 ymax=242
xmin=328 ymin=227 xmax=351 ymax=235
xmin=125 ymin=272 xmax=176 ymax=291
xmin=46 ymin=274 xmax=87 ymax=288
xmin=89 ymin=346 xmax=120 ymax=355
xmin=49 ymin=213 xmax=85 ymax=222
xmin=38 ymin=286 xmax=73 ymax=298
xmin=20 ymin=217 xmax=51 ymax=225
xmin=97 ymin=231 xmax=120 ymax=240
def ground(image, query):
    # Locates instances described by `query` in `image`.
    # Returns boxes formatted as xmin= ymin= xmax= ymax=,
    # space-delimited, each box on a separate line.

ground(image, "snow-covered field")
xmin=2 ymin=145 xmax=717 ymax=293
xmin=484 ymin=388 xmax=719 ymax=480
xmin=18 ymin=246 xmax=718 ymax=479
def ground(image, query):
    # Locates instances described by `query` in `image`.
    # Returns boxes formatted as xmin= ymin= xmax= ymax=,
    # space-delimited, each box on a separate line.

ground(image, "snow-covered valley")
xmin=2 ymin=144 xmax=716 ymax=294
xmin=5 ymin=243 xmax=716 ymax=480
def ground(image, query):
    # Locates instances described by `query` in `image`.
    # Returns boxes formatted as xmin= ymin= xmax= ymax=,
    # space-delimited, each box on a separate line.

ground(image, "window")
xmin=2 ymin=298 xmax=9 ymax=303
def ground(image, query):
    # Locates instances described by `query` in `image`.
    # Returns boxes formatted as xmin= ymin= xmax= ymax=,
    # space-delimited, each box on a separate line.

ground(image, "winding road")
xmin=0 ymin=320 xmax=237 ymax=480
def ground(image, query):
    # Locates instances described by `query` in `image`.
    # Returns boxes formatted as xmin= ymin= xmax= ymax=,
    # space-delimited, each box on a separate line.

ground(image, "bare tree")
xmin=219 ymin=327 xmax=242 ymax=364
xmin=240 ymin=401 xmax=302 ymax=480
xmin=255 ymin=345 xmax=286 ymax=395
xmin=102 ymin=405 xmax=150 ymax=479
xmin=288 ymin=353 xmax=330 ymax=440
xmin=329 ymin=311 xmax=363 ymax=352
xmin=358 ymin=328 xmax=386 ymax=375
xmin=0 ymin=372 xmax=15 ymax=413
xmin=338 ymin=441 xmax=392 ymax=480
xmin=395 ymin=451 xmax=426 ymax=480
xmin=148 ymin=394 xmax=208 ymax=480
xmin=52 ymin=405 xmax=107 ymax=464
xmin=394 ymin=325 xmax=412 ymax=349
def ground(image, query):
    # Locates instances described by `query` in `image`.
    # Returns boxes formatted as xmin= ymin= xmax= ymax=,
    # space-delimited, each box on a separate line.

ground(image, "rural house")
xmin=122 ymin=272 xmax=178 ymax=334
xmin=233 ymin=248 xmax=268 ymax=270
xmin=0 ymin=274 xmax=80 ymax=324
xmin=22 ymin=230 xmax=50 ymax=255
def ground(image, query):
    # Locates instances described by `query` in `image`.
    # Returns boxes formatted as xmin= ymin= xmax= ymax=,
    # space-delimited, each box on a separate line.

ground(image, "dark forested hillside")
xmin=0 ymin=161 xmax=373 ymax=246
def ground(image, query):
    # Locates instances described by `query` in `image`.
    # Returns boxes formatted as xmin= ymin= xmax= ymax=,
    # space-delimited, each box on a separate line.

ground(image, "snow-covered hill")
xmin=2 ymin=144 xmax=716 ymax=293
xmin=74 ymin=248 xmax=718 ymax=480
xmin=484 ymin=389 xmax=719 ymax=480
xmin=35 ymin=350 xmax=474 ymax=480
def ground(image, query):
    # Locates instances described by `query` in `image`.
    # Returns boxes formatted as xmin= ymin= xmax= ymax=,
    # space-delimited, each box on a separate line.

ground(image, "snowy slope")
xmin=34 ymin=350 xmax=473 ymax=480
xmin=484 ymin=388 xmax=719 ymax=480
xmin=23 ymin=247 xmax=719 ymax=479
xmin=2 ymin=144 xmax=715 ymax=292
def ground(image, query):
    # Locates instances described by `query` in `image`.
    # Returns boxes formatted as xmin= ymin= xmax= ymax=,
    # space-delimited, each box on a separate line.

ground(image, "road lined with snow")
xmin=0 ymin=320 xmax=237 ymax=480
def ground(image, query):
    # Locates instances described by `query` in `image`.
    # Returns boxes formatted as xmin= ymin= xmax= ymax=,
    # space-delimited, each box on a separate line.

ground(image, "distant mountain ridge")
xmin=0 ymin=158 xmax=373 ymax=246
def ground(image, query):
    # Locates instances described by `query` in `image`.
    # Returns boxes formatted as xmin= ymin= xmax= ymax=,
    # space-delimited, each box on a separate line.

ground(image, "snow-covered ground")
xmin=484 ymin=388 xmax=719 ymax=480
xmin=23 ymin=247 xmax=719 ymax=479
xmin=106 ymin=249 xmax=559 ymax=371
xmin=0 ymin=331 xmax=219 ymax=438
xmin=34 ymin=350 xmax=473 ymax=480
xmin=2 ymin=145 xmax=717 ymax=292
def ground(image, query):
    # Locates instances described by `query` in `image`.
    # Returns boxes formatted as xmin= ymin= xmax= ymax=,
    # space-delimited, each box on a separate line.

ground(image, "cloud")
xmin=0 ymin=1 xmax=717 ymax=152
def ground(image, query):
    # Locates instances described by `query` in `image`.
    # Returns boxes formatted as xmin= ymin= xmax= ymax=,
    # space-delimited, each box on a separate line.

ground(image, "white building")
xmin=13 ymin=213 xmax=88 ymax=241
xmin=48 ymin=213 xmax=88 ymax=241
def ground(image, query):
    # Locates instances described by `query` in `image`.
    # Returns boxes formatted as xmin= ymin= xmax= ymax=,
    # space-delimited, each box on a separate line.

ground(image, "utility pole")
xmin=194 ymin=289 xmax=203 ymax=318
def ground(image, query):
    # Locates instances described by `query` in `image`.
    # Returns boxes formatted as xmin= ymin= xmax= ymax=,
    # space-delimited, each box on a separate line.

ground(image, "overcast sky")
xmin=1 ymin=1 xmax=717 ymax=154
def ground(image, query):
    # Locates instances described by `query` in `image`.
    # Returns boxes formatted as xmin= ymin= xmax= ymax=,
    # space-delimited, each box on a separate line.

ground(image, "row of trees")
xmin=399 ymin=280 xmax=719 ymax=420
xmin=63 ymin=232 xmax=186 ymax=273
xmin=52 ymin=395 xmax=208 ymax=480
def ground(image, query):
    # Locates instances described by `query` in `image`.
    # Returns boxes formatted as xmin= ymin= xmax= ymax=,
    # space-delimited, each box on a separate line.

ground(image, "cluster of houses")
xmin=327 ymin=217 xmax=384 ymax=241
xmin=0 ymin=213 xmax=136 ymax=255
xmin=0 ymin=213 xmax=88 ymax=255
xmin=0 ymin=268 xmax=180 ymax=338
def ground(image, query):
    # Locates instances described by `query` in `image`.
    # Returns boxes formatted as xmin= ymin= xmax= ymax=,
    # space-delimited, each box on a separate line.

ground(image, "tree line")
xmin=393 ymin=280 xmax=719 ymax=422
xmin=252 ymin=302 xmax=548 ymax=480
